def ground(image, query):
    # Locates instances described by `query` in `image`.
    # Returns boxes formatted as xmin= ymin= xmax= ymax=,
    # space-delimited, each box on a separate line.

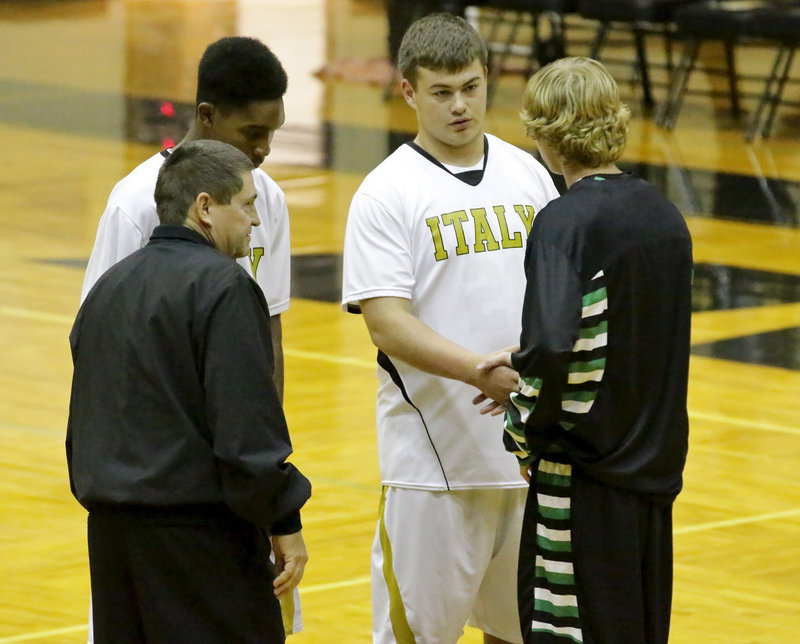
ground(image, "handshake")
xmin=470 ymin=347 xmax=520 ymax=417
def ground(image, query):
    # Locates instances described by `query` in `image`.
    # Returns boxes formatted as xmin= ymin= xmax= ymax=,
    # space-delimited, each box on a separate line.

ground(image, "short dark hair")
xmin=196 ymin=37 xmax=288 ymax=109
xmin=155 ymin=140 xmax=253 ymax=225
xmin=398 ymin=13 xmax=488 ymax=88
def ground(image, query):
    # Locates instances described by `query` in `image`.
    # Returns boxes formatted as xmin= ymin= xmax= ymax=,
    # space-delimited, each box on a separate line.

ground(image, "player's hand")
xmin=476 ymin=349 xmax=515 ymax=372
xmin=520 ymin=463 xmax=532 ymax=483
xmin=471 ymin=392 xmax=507 ymax=416
xmin=471 ymin=349 xmax=519 ymax=408
xmin=271 ymin=530 xmax=308 ymax=597
xmin=473 ymin=362 xmax=519 ymax=406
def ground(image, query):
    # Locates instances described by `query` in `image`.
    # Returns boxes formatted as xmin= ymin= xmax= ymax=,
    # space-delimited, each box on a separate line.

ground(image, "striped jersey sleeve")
xmin=505 ymin=241 xmax=607 ymax=463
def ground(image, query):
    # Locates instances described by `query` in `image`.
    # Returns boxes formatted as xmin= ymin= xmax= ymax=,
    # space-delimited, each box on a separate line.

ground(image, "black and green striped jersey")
xmin=505 ymin=172 xmax=692 ymax=501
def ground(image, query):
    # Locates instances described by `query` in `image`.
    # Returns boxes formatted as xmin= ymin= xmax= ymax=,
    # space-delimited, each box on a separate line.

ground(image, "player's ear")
xmin=196 ymin=102 xmax=217 ymax=128
xmin=400 ymin=78 xmax=417 ymax=110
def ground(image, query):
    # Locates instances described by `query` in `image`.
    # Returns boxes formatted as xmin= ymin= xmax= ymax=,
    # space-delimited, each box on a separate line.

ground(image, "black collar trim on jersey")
xmin=406 ymin=135 xmax=488 ymax=187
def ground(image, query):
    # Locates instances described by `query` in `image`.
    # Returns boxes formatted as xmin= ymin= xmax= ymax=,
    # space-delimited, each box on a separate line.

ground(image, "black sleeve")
xmin=65 ymin=309 xmax=85 ymax=501
xmin=509 ymin=239 xmax=583 ymax=440
xmin=202 ymin=274 xmax=310 ymax=531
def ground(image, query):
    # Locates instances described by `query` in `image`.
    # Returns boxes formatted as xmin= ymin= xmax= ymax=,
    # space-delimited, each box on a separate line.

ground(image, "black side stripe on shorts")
xmin=376 ymin=350 xmax=450 ymax=490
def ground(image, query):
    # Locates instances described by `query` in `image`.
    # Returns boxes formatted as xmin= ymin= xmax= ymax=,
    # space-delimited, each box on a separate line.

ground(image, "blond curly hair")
xmin=521 ymin=57 xmax=630 ymax=168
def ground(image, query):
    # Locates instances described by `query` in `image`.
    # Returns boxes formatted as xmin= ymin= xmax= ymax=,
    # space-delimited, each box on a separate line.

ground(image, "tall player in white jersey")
xmin=81 ymin=37 xmax=306 ymax=641
xmin=342 ymin=13 xmax=559 ymax=644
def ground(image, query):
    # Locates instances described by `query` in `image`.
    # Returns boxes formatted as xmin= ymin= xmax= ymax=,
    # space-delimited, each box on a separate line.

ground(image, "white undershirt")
xmin=441 ymin=156 xmax=484 ymax=174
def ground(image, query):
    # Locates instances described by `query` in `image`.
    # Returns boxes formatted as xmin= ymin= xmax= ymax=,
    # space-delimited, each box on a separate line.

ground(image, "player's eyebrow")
xmin=429 ymin=76 xmax=481 ymax=89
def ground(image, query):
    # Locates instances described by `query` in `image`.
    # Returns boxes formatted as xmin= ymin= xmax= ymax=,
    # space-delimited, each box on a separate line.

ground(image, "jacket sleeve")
xmin=506 ymin=238 xmax=583 ymax=461
xmin=201 ymin=273 xmax=310 ymax=531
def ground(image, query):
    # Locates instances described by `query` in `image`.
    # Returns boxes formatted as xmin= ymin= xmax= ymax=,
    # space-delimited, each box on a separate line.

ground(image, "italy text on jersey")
xmin=424 ymin=204 xmax=536 ymax=261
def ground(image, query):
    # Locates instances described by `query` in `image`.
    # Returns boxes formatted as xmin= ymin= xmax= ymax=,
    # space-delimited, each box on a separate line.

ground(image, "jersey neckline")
xmin=405 ymin=135 xmax=489 ymax=187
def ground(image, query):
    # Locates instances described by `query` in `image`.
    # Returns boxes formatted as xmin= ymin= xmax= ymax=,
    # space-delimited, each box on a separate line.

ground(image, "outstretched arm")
xmin=360 ymin=296 xmax=519 ymax=404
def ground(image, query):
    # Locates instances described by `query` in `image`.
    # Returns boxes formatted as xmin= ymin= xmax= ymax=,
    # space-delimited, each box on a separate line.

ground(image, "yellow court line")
xmin=0 ymin=306 xmax=73 ymax=325
xmin=675 ymin=507 xmax=800 ymax=535
xmin=0 ymin=306 xmax=376 ymax=369
xmin=0 ymin=578 xmax=373 ymax=642
xmin=299 ymin=575 xmax=371 ymax=595
xmin=4 ymin=306 xmax=800 ymax=438
xmin=4 ymin=507 xmax=800 ymax=643
xmin=689 ymin=410 xmax=800 ymax=437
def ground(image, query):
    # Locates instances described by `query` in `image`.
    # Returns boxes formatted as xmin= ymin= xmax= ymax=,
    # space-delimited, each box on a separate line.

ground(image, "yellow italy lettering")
xmin=441 ymin=210 xmax=470 ymax=256
xmin=492 ymin=205 xmax=522 ymax=249
xmin=513 ymin=204 xmax=536 ymax=235
xmin=471 ymin=208 xmax=500 ymax=253
xmin=425 ymin=216 xmax=449 ymax=261
xmin=249 ymin=247 xmax=265 ymax=277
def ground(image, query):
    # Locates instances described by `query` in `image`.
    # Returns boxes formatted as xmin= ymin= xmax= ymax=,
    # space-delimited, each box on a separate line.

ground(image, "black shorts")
xmin=518 ymin=459 xmax=673 ymax=644
xmin=88 ymin=505 xmax=283 ymax=644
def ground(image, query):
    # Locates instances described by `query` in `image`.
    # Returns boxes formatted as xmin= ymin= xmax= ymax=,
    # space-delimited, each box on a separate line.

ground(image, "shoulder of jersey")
xmin=107 ymin=152 xmax=164 ymax=204
xmin=485 ymin=132 xmax=533 ymax=161
xmin=360 ymin=144 xmax=419 ymax=188
xmin=252 ymin=167 xmax=286 ymax=204
xmin=252 ymin=166 xmax=281 ymax=190
xmin=491 ymin=134 xmax=553 ymax=181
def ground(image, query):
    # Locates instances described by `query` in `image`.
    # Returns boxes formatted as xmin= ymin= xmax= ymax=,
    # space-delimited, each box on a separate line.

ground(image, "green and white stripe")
xmin=530 ymin=460 xmax=584 ymax=641
xmin=536 ymin=523 xmax=572 ymax=552
xmin=508 ymin=375 xmax=542 ymax=442
xmin=537 ymin=492 xmax=571 ymax=520
xmin=520 ymin=376 xmax=543 ymax=398
xmin=581 ymin=285 xmax=607 ymax=318
xmin=538 ymin=460 xmax=572 ymax=481
xmin=567 ymin=357 xmax=606 ymax=384
xmin=532 ymin=621 xmax=584 ymax=643
xmin=504 ymin=269 xmax=608 ymax=465
xmin=573 ymin=319 xmax=607 ymax=352
xmin=535 ymin=587 xmax=580 ymax=618
xmin=561 ymin=390 xmax=597 ymax=415
xmin=561 ymin=271 xmax=607 ymax=417
xmin=535 ymin=555 xmax=575 ymax=585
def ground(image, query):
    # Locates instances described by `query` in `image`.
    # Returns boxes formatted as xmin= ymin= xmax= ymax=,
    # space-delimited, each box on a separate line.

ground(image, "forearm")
xmin=360 ymin=297 xmax=519 ymax=402
xmin=362 ymin=298 xmax=481 ymax=387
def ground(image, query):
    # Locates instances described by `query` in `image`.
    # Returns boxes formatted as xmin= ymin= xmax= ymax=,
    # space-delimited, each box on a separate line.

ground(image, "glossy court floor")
xmin=1 ymin=1 xmax=799 ymax=642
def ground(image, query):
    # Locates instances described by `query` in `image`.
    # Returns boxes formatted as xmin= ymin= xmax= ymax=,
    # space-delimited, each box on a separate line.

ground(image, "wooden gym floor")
xmin=0 ymin=0 xmax=799 ymax=642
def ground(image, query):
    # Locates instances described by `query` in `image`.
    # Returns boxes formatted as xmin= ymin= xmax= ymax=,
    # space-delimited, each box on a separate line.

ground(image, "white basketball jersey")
xmin=342 ymin=133 xmax=560 ymax=490
xmin=81 ymin=151 xmax=291 ymax=315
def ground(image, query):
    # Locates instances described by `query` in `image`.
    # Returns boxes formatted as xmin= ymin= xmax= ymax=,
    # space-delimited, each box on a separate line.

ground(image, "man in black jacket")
xmin=67 ymin=139 xmax=311 ymax=643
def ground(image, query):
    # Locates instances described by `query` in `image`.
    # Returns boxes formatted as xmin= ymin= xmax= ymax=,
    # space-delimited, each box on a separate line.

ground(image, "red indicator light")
xmin=160 ymin=101 xmax=176 ymax=117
